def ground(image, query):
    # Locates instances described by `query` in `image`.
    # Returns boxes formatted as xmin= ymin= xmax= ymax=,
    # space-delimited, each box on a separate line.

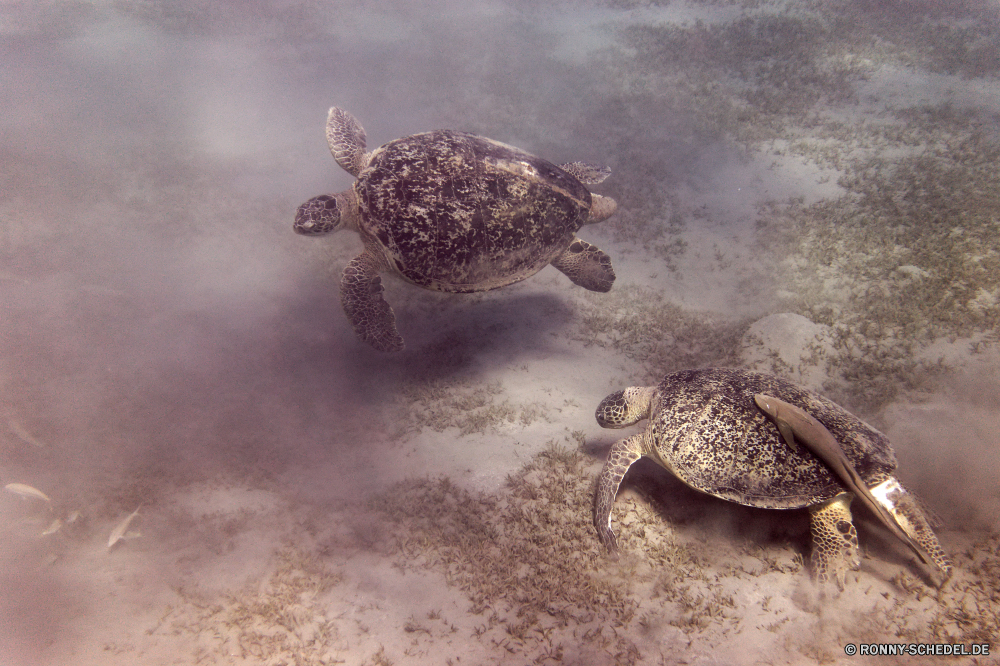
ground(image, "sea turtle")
xmin=593 ymin=368 xmax=951 ymax=587
xmin=294 ymin=107 xmax=618 ymax=351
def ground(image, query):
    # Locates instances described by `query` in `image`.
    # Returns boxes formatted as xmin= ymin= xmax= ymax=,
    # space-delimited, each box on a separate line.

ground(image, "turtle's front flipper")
xmin=594 ymin=431 xmax=649 ymax=557
xmin=327 ymin=107 xmax=370 ymax=177
xmin=340 ymin=250 xmax=404 ymax=352
xmin=552 ymin=239 xmax=615 ymax=292
xmin=808 ymin=493 xmax=861 ymax=590
xmin=559 ymin=162 xmax=611 ymax=185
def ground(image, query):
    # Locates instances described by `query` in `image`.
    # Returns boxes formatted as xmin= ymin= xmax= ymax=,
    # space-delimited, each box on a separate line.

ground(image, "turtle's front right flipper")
xmin=340 ymin=251 xmax=404 ymax=352
xmin=594 ymin=431 xmax=649 ymax=557
xmin=559 ymin=162 xmax=611 ymax=185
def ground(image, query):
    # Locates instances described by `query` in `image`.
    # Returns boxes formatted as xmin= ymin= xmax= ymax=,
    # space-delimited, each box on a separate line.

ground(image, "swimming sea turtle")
xmin=593 ymin=368 xmax=951 ymax=587
xmin=294 ymin=107 xmax=618 ymax=351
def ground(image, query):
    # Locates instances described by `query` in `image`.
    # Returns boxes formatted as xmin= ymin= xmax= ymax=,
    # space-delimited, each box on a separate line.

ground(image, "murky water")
xmin=2 ymin=1 xmax=999 ymax=664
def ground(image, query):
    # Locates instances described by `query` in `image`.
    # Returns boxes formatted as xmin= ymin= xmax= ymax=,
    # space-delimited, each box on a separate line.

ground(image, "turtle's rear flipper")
xmin=872 ymin=478 xmax=952 ymax=580
xmin=586 ymin=194 xmax=617 ymax=223
xmin=340 ymin=252 xmax=404 ymax=352
xmin=552 ymin=239 xmax=615 ymax=292
xmin=808 ymin=493 xmax=861 ymax=591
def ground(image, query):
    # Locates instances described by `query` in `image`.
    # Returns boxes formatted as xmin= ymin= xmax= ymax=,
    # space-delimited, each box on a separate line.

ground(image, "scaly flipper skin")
xmin=808 ymin=494 xmax=860 ymax=590
xmin=558 ymin=162 xmax=611 ymax=185
xmin=340 ymin=248 xmax=404 ymax=352
xmin=326 ymin=107 xmax=371 ymax=177
xmin=873 ymin=478 xmax=952 ymax=578
xmin=754 ymin=393 xmax=933 ymax=570
xmin=551 ymin=238 xmax=615 ymax=292
xmin=594 ymin=431 xmax=651 ymax=556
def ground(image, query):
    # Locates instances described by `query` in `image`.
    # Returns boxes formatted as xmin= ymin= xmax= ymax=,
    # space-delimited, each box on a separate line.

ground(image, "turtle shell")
xmin=354 ymin=130 xmax=592 ymax=292
xmin=645 ymin=368 xmax=897 ymax=509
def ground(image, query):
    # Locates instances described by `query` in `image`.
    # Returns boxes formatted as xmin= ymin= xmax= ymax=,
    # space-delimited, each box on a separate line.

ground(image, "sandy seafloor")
xmin=2 ymin=1 xmax=1000 ymax=664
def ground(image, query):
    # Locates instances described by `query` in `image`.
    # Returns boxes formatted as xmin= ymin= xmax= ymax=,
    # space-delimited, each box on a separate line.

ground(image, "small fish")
xmin=107 ymin=506 xmax=141 ymax=549
xmin=7 ymin=419 xmax=47 ymax=448
xmin=66 ymin=510 xmax=81 ymax=524
xmin=4 ymin=483 xmax=51 ymax=502
xmin=42 ymin=518 xmax=63 ymax=536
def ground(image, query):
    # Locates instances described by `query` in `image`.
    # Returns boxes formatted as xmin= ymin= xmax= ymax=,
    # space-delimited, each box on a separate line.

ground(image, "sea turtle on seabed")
xmin=593 ymin=367 xmax=952 ymax=588
xmin=294 ymin=107 xmax=618 ymax=351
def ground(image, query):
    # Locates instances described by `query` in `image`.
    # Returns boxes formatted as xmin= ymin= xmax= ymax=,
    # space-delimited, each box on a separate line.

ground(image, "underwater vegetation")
xmin=602 ymin=0 xmax=1000 ymax=411
xmin=572 ymin=285 xmax=749 ymax=382
xmin=756 ymin=118 xmax=1000 ymax=410
xmin=3 ymin=0 xmax=999 ymax=664
xmin=169 ymin=547 xmax=346 ymax=663
xmin=401 ymin=378 xmax=553 ymax=436
xmin=373 ymin=444 xmax=699 ymax=664
xmin=368 ymin=444 xmax=1000 ymax=664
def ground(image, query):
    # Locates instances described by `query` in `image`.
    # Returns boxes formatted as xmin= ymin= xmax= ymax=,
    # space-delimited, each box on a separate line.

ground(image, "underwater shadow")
xmin=339 ymin=290 xmax=579 ymax=385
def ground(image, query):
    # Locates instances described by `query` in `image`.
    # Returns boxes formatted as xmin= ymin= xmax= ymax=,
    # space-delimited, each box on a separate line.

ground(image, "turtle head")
xmin=595 ymin=386 xmax=657 ymax=428
xmin=294 ymin=194 xmax=348 ymax=235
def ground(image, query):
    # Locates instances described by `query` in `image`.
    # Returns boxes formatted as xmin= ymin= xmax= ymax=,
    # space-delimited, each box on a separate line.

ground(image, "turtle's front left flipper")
xmin=340 ymin=250 xmax=404 ymax=352
xmin=327 ymin=107 xmax=371 ymax=177
xmin=552 ymin=238 xmax=615 ymax=292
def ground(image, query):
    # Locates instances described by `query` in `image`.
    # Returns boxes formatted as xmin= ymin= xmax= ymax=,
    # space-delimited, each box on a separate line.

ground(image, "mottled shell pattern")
xmin=356 ymin=130 xmax=592 ymax=292
xmin=641 ymin=368 xmax=897 ymax=508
